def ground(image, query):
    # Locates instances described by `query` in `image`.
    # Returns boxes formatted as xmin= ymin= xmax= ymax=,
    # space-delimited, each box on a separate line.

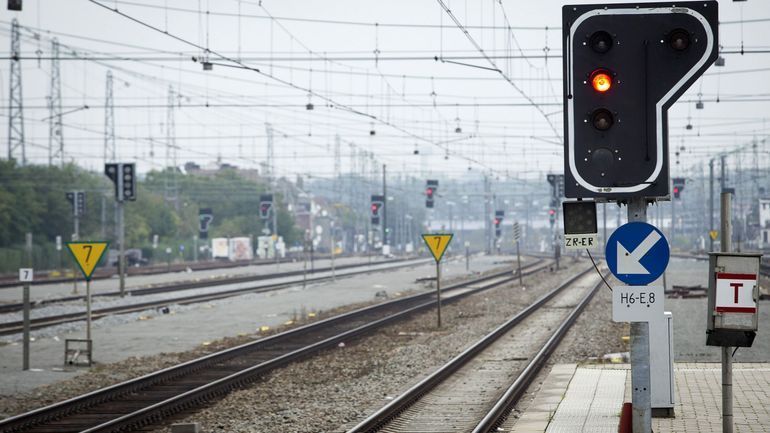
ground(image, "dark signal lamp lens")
xmin=589 ymin=31 xmax=613 ymax=54
xmin=669 ymin=29 xmax=690 ymax=51
xmin=591 ymin=108 xmax=614 ymax=131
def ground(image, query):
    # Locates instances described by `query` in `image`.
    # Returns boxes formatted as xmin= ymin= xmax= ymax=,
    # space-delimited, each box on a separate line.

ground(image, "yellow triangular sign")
xmin=66 ymin=241 xmax=109 ymax=281
xmin=422 ymin=233 xmax=453 ymax=262
xmin=709 ymin=230 xmax=719 ymax=241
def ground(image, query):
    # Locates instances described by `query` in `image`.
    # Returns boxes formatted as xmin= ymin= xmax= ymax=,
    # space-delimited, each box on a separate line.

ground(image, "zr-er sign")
xmin=563 ymin=2 xmax=719 ymax=199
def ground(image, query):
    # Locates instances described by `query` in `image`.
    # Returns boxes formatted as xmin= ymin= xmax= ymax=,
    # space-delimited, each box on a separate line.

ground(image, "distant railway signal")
xmin=105 ymin=163 xmax=137 ymax=202
xmin=259 ymin=194 xmax=273 ymax=220
xmin=672 ymin=177 xmax=686 ymax=199
xmin=370 ymin=194 xmax=384 ymax=225
xmin=66 ymin=191 xmax=86 ymax=217
xmin=425 ymin=179 xmax=438 ymax=208
xmin=563 ymin=2 xmax=718 ymax=200
xmin=199 ymin=208 xmax=213 ymax=239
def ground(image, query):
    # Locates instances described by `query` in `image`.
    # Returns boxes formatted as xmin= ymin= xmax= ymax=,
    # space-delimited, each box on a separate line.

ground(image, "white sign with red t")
xmin=715 ymin=273 xmax=758 ymax=314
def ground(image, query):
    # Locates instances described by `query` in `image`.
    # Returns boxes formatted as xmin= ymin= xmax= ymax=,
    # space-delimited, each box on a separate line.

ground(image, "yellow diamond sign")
xmin=422 ymin=233 xmax=453 ymax=262
xmin=709 ymin=230 xmax=719 ymax=241
xmin=66 ymin=242 xmax=109 ymax=281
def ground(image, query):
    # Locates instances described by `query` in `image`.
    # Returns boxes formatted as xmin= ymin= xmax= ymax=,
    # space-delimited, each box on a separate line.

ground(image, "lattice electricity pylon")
xmin=48 ymin=38 xmax=64 ymax=167
xmin=104 ymin=70 xmax=116 ymax=164
xmin=8 ymin=19 xmax=26 ymax=165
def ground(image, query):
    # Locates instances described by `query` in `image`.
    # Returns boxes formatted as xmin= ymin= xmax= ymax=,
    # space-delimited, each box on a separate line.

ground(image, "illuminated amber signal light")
xmin=591 ymin=70 xmax=613 ymax=93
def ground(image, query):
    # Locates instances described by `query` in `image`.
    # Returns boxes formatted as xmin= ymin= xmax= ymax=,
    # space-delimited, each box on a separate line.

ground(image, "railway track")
xmin=0 ymin=257 xmax=432 ymax=336
xmin=0 ymin=256 xmax=419 ymax=315
xmin=0 ymin=254 xmax=342 ymax=289
xmin=0 ymin=259 xmax=550 ymax=433
xmin=346 ymin=267 xmax=603 ymax=433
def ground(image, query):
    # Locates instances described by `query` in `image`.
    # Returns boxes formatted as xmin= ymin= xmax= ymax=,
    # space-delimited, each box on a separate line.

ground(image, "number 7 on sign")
xmin=422 ymin=233 xmax=453 ymax=263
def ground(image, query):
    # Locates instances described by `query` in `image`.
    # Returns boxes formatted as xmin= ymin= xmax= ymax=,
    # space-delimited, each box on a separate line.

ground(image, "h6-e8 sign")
xmin=563 ymin=2 xmax=718 ymax=200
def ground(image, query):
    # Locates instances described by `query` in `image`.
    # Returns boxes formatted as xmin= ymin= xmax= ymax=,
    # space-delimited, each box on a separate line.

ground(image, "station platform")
xmin=510 ymin=363 xmax=770 ymax=433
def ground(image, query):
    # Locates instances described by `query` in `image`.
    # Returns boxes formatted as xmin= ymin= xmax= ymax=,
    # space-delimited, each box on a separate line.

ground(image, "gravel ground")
xmin=130 ymin=259 xmax=624 ymax=433
xmin=500 ymin=271 xmax=629 ymax=426
xmin=0 ymin=260 xmax=504 ymax=419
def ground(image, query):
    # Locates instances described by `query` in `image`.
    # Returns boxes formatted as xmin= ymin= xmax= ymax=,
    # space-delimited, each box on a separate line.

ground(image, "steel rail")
xmin=345 ymin=266 xmax=598 ymax=433
xmin=0 ymin=260 xmax=547 ymax=433
xmin=0 ymin=258 xmax=432 ymax=335
xmin=471 ymin=276 xmax=605 ymax=432
xmin=0 ymin=254 xmax=330 ymax=289
xmin=0 ymin=256 xmax=419 ymax=314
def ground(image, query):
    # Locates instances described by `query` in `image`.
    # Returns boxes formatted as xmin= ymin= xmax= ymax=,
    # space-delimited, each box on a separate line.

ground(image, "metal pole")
xmin=86 ymin=279 xmax=92 ymax=342
xmin=465 ymin=245 xmax=469 ymax=272
xmin=603 ymin=202 xmax=607 ymax=246
xmin=303 ymin=242 xmax=308 ymax=289
xmin=671 ymin=193 xmax=675 ymax=247
xmin=272 ymin=194 xmax=279 ymax=265
xmin=628 ymin=198 xmax=652 ymax=433
xmin=383 ymin=164 xmax=388 ymax=247
xmin=721 ymin=191 xmax=733 ymax=433
xmin=23 ymin=233 xmax=32 ymax=370
xmin=193 ymin=235 xmax=198 ymax=262
xmin=22 ymin=280 xmax=30 ymax=370
xmin=118 ymin=201 xmax=125 ymax=297
xmin=435 ymin=261 xmax=441 ymax=328
xmin=516 ymin=240 xmax=523 ymax=285
xmin=710 ymin=159 xmax=715 ymax=252
xmin=330 ymin=224 xmax=336 ymax=281
xmin=72 ymin=215 xmax=79 ymax=294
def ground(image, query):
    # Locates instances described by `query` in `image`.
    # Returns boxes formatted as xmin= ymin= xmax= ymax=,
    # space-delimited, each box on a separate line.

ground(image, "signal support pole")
xmin=118 ymin=200 xmax=125 ymax=297
xmin=709 ymin=159 xmax=715 ymax=252
xmin=23 ymin=233 xmax=32 ymax=371
xmin=435 ymin=261 xmax=441 ymax=329
xmin=72 ymin=213 xmax=80 ymax=294
xmin=720 ymin=191 xmax=734 ymax=433
xmin=516 ymin=240 xmax=523 ymax=285
xmin=628 ymin=198 xmax=652 ymax=433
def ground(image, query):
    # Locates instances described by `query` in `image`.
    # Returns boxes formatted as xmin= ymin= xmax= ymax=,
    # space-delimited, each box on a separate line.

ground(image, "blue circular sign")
xmin=605 ymin=221 xmax=669 ymax=285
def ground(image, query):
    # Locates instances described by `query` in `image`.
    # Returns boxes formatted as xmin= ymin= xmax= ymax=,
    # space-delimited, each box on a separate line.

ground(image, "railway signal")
xmin=563 ymin=1 xmax=718 ymax=200
xmin=370 ymin=194 xmax=384 ymax=225
xmin=199 ymin=208 xmax=213 ymax=239
xmin=104 ymin=162 xmax=136 ymax=297
xmin=548 ymin=208 xmax=556 ymax=228
xmin=672 ymin=177 xmax=686 ymax=199
xmin=425 ymin=179 xmax=438 ymax=208
xmin=259 ymin=194 xmax=273 ymax=220
xmin=494 ymin=210 xmax=504 ymax=238
xmin=105 ymin=163 xmax=137 ymax=202
xmin=66 ymin=191 xmax=86 ymax=217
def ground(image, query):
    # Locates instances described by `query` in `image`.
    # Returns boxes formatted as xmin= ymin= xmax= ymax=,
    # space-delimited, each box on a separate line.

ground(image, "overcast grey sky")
xmin=2 ymin=0 xmax=769 ymax=182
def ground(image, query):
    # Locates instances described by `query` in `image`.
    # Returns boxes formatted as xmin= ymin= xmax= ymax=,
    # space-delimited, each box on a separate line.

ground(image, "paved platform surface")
xmin=510 ymin=363 xmax=770 ymax=433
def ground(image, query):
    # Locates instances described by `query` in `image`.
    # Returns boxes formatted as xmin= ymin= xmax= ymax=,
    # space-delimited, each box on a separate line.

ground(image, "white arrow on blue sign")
xmin=606 ymin=222 xmax=670 ymax=285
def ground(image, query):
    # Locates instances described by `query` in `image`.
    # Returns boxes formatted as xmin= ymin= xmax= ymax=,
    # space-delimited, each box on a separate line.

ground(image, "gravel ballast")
xmin=0 ymin=258 xmax=628 ymax=433
xmin=141 ymin=260 xmax=624 ymax=433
